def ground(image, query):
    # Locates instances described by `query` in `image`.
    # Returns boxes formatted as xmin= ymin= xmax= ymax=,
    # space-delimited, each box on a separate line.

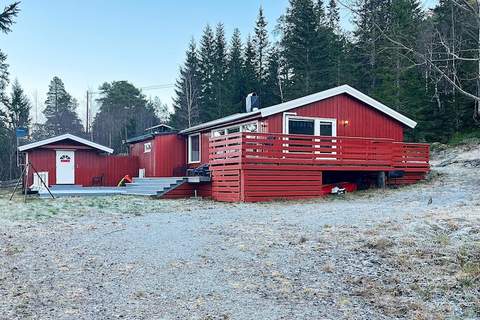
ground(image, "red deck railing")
xmin=209 ymin=132 xmax=429 ymax=172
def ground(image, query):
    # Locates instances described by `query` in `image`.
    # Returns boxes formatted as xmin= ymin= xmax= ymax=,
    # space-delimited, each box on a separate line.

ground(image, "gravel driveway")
xmin=1 ymin=160 xmax=479 ymax=319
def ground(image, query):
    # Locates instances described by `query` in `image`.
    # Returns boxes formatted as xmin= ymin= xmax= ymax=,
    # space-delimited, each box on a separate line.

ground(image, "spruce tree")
xmin=0 ymin=2 xmax=20 ymax=33
xmin=244 ymin=35 xmax=259 ymax=99
xmin=0 ymin=1 xmax=20 ymax=180
xmin=7 ymin=79 xmax=30 ymax=129
xmin=326 ymin=0 xmax=344 ymax=86
xmin=198 ymin=25 xmax=217 ymax=122
xmin=171 ymin=39 xmax=201 ymax=129
xmin=0 ymin=50 xmax=8 ymax=106
xmin=253 ymin=7 xmax=270 ymax=84
xmin=280 ymin=0 xmax=330 ymax=99
xmin=211 ymin=23 xmax=229 ymax=119
xmin=4 ymin=79 xmax=30 ymax=178
xmin=263 ymin=47 xmax=283 ymax=107
xmin=326 ymin=0 xmax=340 ymax=32
xmin=43 ymin=76 xmax=83 ymax=136
xmin=226 ymin=28 xmax=246 ymax=114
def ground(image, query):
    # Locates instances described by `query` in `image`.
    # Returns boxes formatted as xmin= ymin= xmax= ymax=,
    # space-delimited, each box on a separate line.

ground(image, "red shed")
xmin=18 ymin=134 xmax=139 ymax=188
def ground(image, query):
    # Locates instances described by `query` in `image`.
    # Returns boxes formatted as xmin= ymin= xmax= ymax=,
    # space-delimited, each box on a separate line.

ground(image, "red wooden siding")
xmin=212 ymin=169 xmax=241 ymax=202
xmin=27 ymin=149 xmax=56 ymax=186
xmin=241 ymin=169 xmax=323 ymax=202
xmin=265 ymin=94 xmax=404 ymax=141
xmin=103 ymin=155 xmax=139 ymax=186
xmin=130 ymin=134 xmax=186 ymax=177
xmin=130 ymin=138 xmax=155 ymax=176
xmin=161 ymin=182 xmax=212 ymax=199
xmin=26 ymin=148 xmax=138 ymax=187
xmin=154 ymin=134 xmax=186 ymax=176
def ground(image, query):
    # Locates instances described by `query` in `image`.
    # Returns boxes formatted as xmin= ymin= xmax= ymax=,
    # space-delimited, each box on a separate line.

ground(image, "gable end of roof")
xmin=18 ymin=134 xmax=114 ymax=153
xmin=260 ymin=85 xmax=417 ymax=128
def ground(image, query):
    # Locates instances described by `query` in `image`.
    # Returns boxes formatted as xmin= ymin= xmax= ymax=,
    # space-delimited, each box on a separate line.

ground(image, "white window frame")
xmin=144 ymin=142 xmax=152 ymax=153
xmin=211 ymin=121 xmax=260 ymax=137
xmin=283 ymin=113 xmax=337 ymax=159
xmin=283 ymin=114 xmax=337 ymax=136
xmin=188 ymin=133 xmax=201 ymax=164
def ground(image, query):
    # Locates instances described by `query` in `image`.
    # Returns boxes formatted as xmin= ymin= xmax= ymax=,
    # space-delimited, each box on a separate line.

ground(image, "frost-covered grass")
xmin=1 ymin=145 xmax=480 ymax=318
xmin=0 ymin=190 xmax=222 ymax=221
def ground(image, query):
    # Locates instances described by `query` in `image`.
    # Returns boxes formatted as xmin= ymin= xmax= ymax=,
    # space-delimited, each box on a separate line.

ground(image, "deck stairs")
xmin=125 ymin=177 xmax=185 ymax=196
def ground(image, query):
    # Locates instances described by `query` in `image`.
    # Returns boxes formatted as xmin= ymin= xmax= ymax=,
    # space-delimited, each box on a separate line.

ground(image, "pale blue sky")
xmin=2 ymin=0 xmax=438 ymax=125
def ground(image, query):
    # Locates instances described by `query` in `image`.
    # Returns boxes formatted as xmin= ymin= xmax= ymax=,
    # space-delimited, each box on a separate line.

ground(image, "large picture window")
xmin=188 ymin=134 xmax=200 ymax=163
xmin=284 ymin=115 xmax=336 ymax=137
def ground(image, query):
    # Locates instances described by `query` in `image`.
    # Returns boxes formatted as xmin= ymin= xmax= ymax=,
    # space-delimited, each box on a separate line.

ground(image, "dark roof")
xmin=18 ymin=133 xmax=114 ymax=153
xmin=126 ymin=131 xmax=178 ymax=144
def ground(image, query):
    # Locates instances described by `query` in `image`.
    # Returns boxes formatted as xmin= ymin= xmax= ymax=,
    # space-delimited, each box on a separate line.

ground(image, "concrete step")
xmin=125 ymin=182 xmax=177 ymax=188
xmin=125 ymin=188 xmax=168 ymax=194
xmin=132 ymin=177 xmax=183 ymax=183
xmin=124 ymin=177 xmax=185 ymax=197
xmin=50 ymin=184 xmax=83 ymax=190
xmin=124 ymin=191 xmax=158 ymax=196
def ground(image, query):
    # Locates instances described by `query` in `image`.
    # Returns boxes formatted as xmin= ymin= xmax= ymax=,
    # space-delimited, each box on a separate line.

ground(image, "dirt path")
xmin=0 ymin=159 xmax=479 ymax=319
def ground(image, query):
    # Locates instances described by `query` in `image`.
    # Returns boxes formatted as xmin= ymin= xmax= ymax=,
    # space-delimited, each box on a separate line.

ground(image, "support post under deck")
xmin=377 ymin=171 xmax=386 ymax=189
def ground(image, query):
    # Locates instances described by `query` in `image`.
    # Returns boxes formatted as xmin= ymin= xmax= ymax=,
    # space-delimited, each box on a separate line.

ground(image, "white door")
xmin=56 ymin=150 xmax=75 ymax=184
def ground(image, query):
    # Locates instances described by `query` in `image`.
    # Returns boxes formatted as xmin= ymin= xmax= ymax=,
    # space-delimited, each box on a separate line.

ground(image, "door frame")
xmin=55 ymin=150 xmax=75 ymax=184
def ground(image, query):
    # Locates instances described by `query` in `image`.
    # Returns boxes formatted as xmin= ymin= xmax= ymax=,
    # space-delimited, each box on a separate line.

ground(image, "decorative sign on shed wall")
xmin=144 ymin=142 xmax=152 ymax=153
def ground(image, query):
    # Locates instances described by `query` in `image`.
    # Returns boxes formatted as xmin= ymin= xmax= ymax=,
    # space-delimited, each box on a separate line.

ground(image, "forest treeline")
xmin=1 ymin=0 xmax=480 ymax=181
xmin=172 ymin=0 xmax=480 ymax=143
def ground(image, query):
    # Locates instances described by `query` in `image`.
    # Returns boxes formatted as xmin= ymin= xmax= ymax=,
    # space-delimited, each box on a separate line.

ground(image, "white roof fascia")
xmin=260 ymin=84 xmax=417 ymax=128
xmin=18 ymin=133 xmax=114 ymax=153
xmin=179 ymin=111 xmax=261 ymax=134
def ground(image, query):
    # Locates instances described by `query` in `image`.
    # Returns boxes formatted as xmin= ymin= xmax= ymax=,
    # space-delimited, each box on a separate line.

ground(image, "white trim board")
xmin=180 ymin=85 xmax=417 ymax=133
xmin=261 ymin=84 xmax=416 ymax=128
xmin=187 ymin=133 xmax=201 ymax=164
xmin=18 ymin=133 xmax=114 ymax=153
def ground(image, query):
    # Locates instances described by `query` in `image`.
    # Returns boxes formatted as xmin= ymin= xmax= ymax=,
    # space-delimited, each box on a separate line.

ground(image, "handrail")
xmin=209 ymin=132 xmax=429 ymax=170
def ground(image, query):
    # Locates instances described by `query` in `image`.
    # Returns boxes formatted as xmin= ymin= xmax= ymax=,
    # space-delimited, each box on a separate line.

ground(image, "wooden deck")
xmin=208 ymin=133 xmax=429 ymax=202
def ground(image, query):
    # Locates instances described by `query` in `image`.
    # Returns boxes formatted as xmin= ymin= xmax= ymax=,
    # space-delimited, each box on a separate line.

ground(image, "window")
xmin=288 ymin=119 xmax=315 ymax=135
xmin=227 ymin=126 xmax=240 ymax=134
xmin=284 ymin=115 xmax=337 ymax=156
xmin=144 ymin=142 xmax=152 ymax=153
xmin=319 ymin=121 xmax=333 ymax=136
xmin=188 ymin=134 xmax=200 ymax=163
xmin=284 ymin=115 xmax=336 ymax=137
xmin=211 ymin=121 xmax=259 ymax=137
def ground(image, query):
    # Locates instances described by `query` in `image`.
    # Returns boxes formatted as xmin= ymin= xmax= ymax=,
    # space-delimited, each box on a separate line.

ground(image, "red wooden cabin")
xmin=19 ymin=134 xmax=138 ymax=188
xmin=128 ymin=85 xmax=429 ymax=202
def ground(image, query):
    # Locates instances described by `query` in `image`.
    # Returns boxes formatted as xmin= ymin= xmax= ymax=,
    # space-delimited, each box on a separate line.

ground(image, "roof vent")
xmin=246 ymin=93 xmax=260 ymax=113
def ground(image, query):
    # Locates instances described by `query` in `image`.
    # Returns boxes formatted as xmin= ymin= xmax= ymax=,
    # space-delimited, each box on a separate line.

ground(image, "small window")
xmin=242 ymin=123 xmax=258 ymax=133
xmin=288 ymin=119 xmax=315 ymax=135
xmin=319 ymin=121 xmax=333 ymax=136
xmin=144 ymin=142 xmax=152 ymax=153
xmin=188 ymin=134 xmax=200 ymax=163
xmin=227 ymin=126 xmax=240 ymax=134
xmin=212 ymin=130 xmax=225 ymax=137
